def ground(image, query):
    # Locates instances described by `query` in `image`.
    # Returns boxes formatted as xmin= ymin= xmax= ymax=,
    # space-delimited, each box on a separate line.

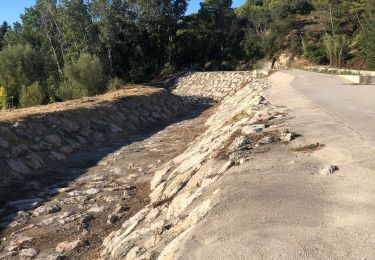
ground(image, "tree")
xmin=323 ymin=34 xmax=350 ymax=66
xmin=358 ymin=0 xmax=375 ymax=69
xmin=0 ymin=44 xmax=44 ymax=104
xmin=0 ymin=21 xmax=10 ymax=50
xmin=199 ymin=0 xmax=234 ymax=57
xmin=59 ymin=0 xmax=96 ymax=62
xmin=63 ymin=53 xmax=104 ymax=96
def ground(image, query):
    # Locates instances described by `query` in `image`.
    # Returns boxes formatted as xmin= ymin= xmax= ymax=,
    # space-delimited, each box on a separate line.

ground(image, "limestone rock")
xmin=227 ymin=136 xmax=251 ymax=153
xmin=57 ymin=212 xmax=80 ymax=225
xmin=33 ymin=204 xmax=61 ymax=216
xmin=241 ymin=124 xmax=265 ymax=135
xmin=9 ymin=211 xmax=32 ymax=228
xmin=281 ymin=132 xmax=296 ymax=142
xmin=68 ymin=190 xmax=83 ymax=196
xmin=126 ymin=246 xmax=142 ymax=260
xmin=257 ymin=136 xmax=278 ymax=146
xmin=19 ymin=248 xmax=38 ymax=258
xmin=320 ymin=165 xmax=339 ymax=175
xmin=10 ymin=234 xmax=35 ymax=247
xmin=56 ymin=239 xmax=87 ymax=253
xmin=87 ymin=205 xmax=105 ymax=213
xmin=84 ymin=188 xmax=100 ymax=195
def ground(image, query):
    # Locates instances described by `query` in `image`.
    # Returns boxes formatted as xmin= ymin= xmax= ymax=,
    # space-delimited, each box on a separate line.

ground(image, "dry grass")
xmin=293 ymin=143 xmax=325 ymax=153
xmin=0 ymin=85 xmax=162 ymax=122
xmin=224 ymin=110 xmax=254 ymax=126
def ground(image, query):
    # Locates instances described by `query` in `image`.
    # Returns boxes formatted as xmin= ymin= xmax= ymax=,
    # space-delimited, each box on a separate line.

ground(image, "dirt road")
xmin=174 ymin=70 xmax=375 ymax=260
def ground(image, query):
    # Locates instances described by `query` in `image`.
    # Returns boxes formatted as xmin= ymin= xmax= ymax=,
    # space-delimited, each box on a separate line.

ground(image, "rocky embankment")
xmin=101 ymin=72 xmax=295 ymax=259
xmin=0 ymin=71 xmax=294 ymax=260
xmin=0 ymin=87 xmax=184 ymax=197
xmin=169 ymin=71 xmax=257 ymax=101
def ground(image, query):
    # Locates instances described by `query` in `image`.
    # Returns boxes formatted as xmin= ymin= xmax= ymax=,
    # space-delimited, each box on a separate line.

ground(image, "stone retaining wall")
xmin=0 ymin=88 xmax=184 ymax=195
xmin=169 ymin=71 xmax=254 ymax=102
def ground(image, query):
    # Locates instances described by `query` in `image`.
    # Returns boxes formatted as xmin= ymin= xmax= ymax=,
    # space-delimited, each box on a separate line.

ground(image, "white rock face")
xmin=19 ymin=248 xmax=38 ymax=258
xmin=56 ymin=239 xmax=86 ymax=253
xmin=242 ymin=124 xmax=265 ymax=135
xmin=101 ymin=72 xmax=292 ymax=260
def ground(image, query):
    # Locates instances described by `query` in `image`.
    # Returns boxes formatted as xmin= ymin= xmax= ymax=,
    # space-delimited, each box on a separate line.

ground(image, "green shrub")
xmin=19 ymin=82 xmax=45 ymax=108
xmin=46 ymin=75 xmax=62 ymax=103
xmin=302 ymin=39 xmax=328 ymax=64
xmin=323 ymin=34 xmax=350 ymax=67
xmin=64 ymin=53 xmax=104 ymax=96
xmin=0 ymin=44 xmax=43 ymax=103
xmin=241 ymin=31 xmax=264 ymax=60
xmin=290 ymin=34 xmax=303 ymax=55
xmin=57 ymin=80 xmax=86 ymax=101
xmin=0 ymin=85 xmax=7 ymax=110
xmin=107 ymin=77 xmax=125 ymax=92
xmin=358 ymin=25 xmax=375 ymax=70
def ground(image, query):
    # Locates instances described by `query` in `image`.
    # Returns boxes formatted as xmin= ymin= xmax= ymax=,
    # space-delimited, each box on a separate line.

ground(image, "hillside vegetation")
xmin=0 ymin=0 xmax=374 ymax=109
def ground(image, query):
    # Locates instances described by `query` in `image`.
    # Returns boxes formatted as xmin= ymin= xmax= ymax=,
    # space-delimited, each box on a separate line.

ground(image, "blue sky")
xmin=186 ymin=0 xmax=246 ymax=14
xmin=0 ymin=0 xmax=35 ymax=24
xmin=0 ymin=0 xmax=246 ymax=25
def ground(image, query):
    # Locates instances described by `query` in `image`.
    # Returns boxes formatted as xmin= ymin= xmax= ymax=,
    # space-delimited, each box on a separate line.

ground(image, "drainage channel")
xmin=0 ymin=103 xmax=215 ymax=260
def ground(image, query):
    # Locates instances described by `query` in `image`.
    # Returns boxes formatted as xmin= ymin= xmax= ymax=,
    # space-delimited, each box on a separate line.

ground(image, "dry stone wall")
xmin=0 ymin=88 xmax=184 ymax=197
xmin=169 ymin=71 xmax=254 ymax=102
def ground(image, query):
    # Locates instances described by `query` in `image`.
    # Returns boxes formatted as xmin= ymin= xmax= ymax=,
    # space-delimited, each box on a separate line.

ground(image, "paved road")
xmin=175 ymin=70 xmax=375 ymax=260
xmin=284 ymin=69 xmax=375 ymax=145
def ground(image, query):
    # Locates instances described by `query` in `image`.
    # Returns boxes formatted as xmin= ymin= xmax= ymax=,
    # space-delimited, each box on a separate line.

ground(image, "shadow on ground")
xmin=0 ymin=96 xmax=213 ymax=233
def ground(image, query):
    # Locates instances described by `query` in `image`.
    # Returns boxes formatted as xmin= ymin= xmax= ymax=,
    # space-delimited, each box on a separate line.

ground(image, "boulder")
xmin=93 ymin=132 xmax=105 ymax=142
xmin=44 ymin=135 xmax=62 ymax=147
xmin=241 ymin=124 xmax=265 ymax=135
xmin=33 ymin=204 xmax=61 ymax=216
xmin=19 ymin=248 xmax=38 ymax=258
xmin=26 ymin=153 xmax=44 ymax=170
xmin=320 ymin=165 xmax=339 ymax=175
xmin=49 ymin=151 xmax=66 ymax=161
xmin=60 ymin=118 xmax=80 ymax=133
xmin=7 ymin=159 xmax=32 ymax=175
xmin=56 ymin=239 xmax=87 ymax=253
xmin=60 ymin=146 xmax=74 ymax=154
